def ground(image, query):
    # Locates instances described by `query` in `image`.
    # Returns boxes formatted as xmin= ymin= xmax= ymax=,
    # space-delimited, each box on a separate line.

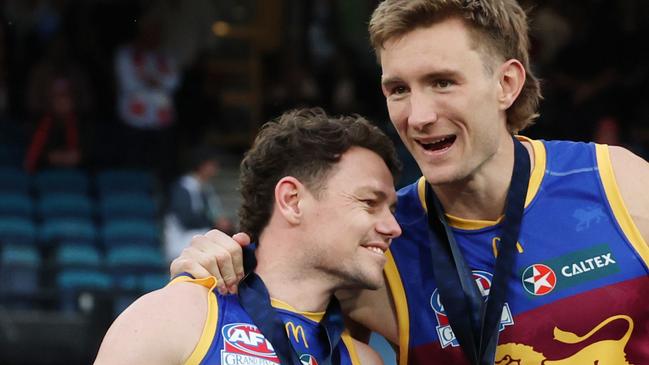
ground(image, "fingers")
xmin=232 ymin=232 xmax=252 ymax=247
xmin=170 ymin=254 xmax=211 ymax=281
xmin=167 ymin=230 xmax=249 ymax=295
xmin=170 ymin=243 xmax=230 ymax=294
xmin=192 ymin=234 xmax=240 ymax=294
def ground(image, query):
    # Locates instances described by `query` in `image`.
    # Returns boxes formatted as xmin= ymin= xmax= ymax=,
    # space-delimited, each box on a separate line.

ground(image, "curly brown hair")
xmin=238 ymin=108 xmax=401 ymax=242
xmin=369 ymin=0 xmax=542 ymax=133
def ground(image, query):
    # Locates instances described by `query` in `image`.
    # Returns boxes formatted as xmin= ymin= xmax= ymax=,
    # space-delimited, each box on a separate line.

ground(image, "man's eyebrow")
xmin=381 ymin=76 xmax=402 ymax=87
xmin=381 ymin=69 xmax=461 ymax=86
xmin=357 ymin=188 xmax=397 ymax=206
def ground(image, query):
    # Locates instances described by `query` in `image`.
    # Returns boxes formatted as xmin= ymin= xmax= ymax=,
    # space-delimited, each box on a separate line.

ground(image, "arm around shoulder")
xmin=93 ymin=282 xmax=209 ymax=365
xmin=608 ymin=145 xmax=649 ymax=244
xmin=336 ymin=278 xmax=398 ymax=345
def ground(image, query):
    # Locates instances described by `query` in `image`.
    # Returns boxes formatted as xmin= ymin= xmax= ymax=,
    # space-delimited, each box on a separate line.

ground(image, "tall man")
xmin=94 ymin=108 xmax=402 ymax=364
xmin=171 ymin=1 xmax=649 ymax=364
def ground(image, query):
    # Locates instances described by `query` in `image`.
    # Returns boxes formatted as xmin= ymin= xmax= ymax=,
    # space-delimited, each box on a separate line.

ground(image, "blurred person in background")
xmin=24 ymin=33 xmax=92 ymax=173
xmin=163 ymin=145 xmax=234 ymax=263
xmin=114 ymin=8 xmax=179 ymax=180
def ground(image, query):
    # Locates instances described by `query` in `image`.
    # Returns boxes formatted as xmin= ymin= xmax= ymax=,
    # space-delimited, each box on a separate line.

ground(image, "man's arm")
xmin=169 ymin=231 xmax=400 ymax=343
xmin=608 ymin=146 xmax=649 ymax=244
xmin=337 ymin=279 xmax=399 ymax=345
xmin=353 ymin=339 xmax=385 ymax=365
xmin=93 ymin=282 xmax=208 ymax=365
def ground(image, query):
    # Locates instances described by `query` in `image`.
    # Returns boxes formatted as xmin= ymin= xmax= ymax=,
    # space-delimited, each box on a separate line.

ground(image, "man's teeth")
xmin=429 ymin=137 xmax=449 ymax=144
xmin=366 ymin=246 xmax=385 ymax=254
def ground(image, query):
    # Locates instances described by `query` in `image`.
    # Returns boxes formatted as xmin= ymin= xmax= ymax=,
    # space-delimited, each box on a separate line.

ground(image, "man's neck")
xmin=254 ymin=240 xmax=334 ymax=313
xmin=432 ymin=138 xmax=534 ymax=221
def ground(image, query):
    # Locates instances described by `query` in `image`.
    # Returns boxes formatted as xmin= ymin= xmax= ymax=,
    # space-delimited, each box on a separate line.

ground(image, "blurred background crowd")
xmin=0 ymin=0 xmax=648 ymax=364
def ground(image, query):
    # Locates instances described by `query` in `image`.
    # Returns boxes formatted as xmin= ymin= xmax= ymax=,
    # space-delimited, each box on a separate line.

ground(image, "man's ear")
xmin=497 ymin=59 xmax=526 ymax=111
xmin=275 ymin=176 xmax=304 ymax=224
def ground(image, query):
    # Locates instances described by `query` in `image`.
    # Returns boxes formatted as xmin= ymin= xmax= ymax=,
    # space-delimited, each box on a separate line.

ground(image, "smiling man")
xmin=170 ymin=1 xmax=649 ymax=364
xmin=94 ymin=108 xmax=402 ymax=365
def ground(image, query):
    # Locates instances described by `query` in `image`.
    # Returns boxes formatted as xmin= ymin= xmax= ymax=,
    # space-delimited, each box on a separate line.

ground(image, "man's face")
xmin=380 ymin=18 xmax=511 ymax=185
xmin=300 ymin=146 xmax=401 ymax=290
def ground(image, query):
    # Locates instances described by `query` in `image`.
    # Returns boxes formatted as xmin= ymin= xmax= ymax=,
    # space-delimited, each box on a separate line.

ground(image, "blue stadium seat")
xmin=0 ymin=192 xmax=34 ymax=219
xmin=38 ymin=193 xmax=94 ymax=220
xmin=57 ymin=270 xmax=112 ymax=291
xmin=54 ymin=244 xmax=103 ymax=268
xmin=99 ymin=192 xmax=157 ymax=220
xmin=0 ymin=167 xmax=30 ymax=194
xmin=0 ymin=217 xmax=37 ymax=245
xmin=106 ymin=245 xmax=167 ymax=314
xmin=101 ymin=219 xmax=160 ymax=247
xmin=96 ymin=169 xmax=155 ymax=195
xmin=0 ymin=245 xmax=41 ymax=307
xmin=39 ymin=218 xmax=97 ymax=246
xmin=34 ymin=169 xmax=89 ymax=195
xmin=139 ymin=273 xmax=169 ymax=292
xmin=106 ymin=245 xmax=166 ymax=271
xmin=57 ymin=269 xmax=112 ymax=313
xmin=55 ymin=243 xmax=108 ymax=313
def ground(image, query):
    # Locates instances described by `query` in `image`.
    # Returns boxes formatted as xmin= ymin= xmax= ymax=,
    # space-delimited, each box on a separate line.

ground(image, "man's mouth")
xmin=418 ymin=135 xmax=456 ymax=152
xmin=361 ymin=243 xmax=388 ymax=255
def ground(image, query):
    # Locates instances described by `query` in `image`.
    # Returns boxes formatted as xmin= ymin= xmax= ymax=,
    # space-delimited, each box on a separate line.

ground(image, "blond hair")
xmin=369 ymin=0 xmax=541 ymax=133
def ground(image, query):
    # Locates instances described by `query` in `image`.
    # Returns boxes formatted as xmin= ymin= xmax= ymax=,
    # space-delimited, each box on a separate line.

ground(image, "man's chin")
xmin=339 ymin=273 xmax=384 ymax=291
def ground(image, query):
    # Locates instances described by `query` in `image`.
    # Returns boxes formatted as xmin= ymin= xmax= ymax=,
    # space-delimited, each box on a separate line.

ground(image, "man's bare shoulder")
xmin=352 ymin=339 xmax=385 ymax=365
xmin=607 ymin=145 xmax=649 ymax=244
xmin=94 ymin=281 xmax=210 ymax=365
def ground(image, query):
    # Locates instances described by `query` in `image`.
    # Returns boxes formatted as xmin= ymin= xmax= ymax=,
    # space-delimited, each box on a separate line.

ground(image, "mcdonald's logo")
xmin=285 ymin=322 xmax=309 ymax=349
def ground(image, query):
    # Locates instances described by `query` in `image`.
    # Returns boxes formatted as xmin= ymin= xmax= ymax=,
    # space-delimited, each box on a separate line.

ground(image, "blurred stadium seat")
xmin=106 ymin=245 xmax=167 ymax=314
xmin=0 ymin=217 xmax=37 ymax=245
xmin=0 ymin=192 xmax=34 ymax=219
xmin=34 ymin=169 xmax=90 ymax=195
xmin=38 ymin=193 xmax=95 ymax=220
xmin=39 ymin=218 xmax=97 ymax=247
xmin=96 ymin=169 xmax=156 ymax=195
xmin=0 ymin=245 xmax=41 ymax=307
xmin=100 ymin=219 xmax=160 ymax=247
xmin=98 ymin=192 xmax=157 ymax=220
xmin=0 ymin=167 xmax=31 ymax=194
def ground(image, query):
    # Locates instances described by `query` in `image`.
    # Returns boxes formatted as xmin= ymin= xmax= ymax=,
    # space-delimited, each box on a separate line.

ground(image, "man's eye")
xmin=435 ymin=79 xmax=453 ymax=88
xmin=391 ymin=86 xmax=407 ymax=95
xmin=361 ymin=199 xmax=378 ymax=207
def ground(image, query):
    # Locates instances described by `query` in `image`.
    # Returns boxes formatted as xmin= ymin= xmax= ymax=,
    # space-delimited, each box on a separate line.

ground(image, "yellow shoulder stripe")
xmin=384 ymin=250 xmax=410 ymax=365
xmin=341 ymin=331 xmax=361 ymax=365
xmin=171 ymin=276 xmax=219 ymax=365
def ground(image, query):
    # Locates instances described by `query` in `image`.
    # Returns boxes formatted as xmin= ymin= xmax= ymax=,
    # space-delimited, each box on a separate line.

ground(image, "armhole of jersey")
xmin=384 ymin=250 xmax=409 ymax=365
xmin=341 ymin=331 xmax=361 ymax=365
xmin=595 ymin=144 xmax=649 ymax=267
xmin=172 ymin=276 xmax=220 ymax=365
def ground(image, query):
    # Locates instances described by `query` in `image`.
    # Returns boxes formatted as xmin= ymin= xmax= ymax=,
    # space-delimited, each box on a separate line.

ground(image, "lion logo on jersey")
xmin=494 ymin=315 xmax=634 ymax=364
xmin=573 ymin=207 xmax=606 ymax=232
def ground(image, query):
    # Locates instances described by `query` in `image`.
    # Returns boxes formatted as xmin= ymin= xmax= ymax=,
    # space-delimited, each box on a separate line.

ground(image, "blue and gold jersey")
xmin=171 ymin=276 xmax=361 ymax=365
xmin=386 ymin=138 xmax=649 ymax=364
